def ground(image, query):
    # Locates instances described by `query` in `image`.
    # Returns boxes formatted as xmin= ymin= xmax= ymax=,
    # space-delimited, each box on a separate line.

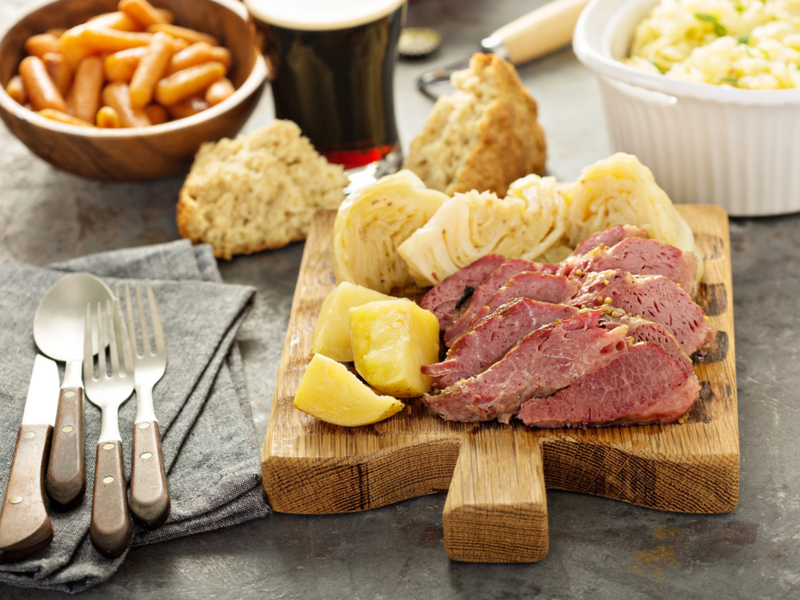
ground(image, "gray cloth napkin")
xmin=0 ymin=240 xmax=270 ymax=593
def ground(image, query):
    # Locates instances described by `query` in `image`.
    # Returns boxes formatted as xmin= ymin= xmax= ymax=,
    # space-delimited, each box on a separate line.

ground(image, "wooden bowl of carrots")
xmin=0 ymin=0 xmax=268 ymax=180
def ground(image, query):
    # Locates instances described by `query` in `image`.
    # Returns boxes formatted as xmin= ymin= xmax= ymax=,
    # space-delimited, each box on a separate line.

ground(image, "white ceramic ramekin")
xmin=573 ymin=0 xmax=800 ymax=216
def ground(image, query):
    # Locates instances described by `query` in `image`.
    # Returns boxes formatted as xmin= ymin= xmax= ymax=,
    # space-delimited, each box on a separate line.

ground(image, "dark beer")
xmin=248 ymin=0 xmax=405 ymax=170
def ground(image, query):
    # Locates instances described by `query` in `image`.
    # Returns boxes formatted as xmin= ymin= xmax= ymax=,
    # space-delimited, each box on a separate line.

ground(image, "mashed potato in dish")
xmin=627 ymin=0 xmax=800 ymax=89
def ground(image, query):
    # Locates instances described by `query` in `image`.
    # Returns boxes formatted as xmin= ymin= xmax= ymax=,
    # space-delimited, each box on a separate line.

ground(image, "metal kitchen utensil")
xmin=122 ymin=281 xmax=170 ymax=530
xmin=417 ymin=0 xmax=590 ymax=100
xmin=33 ymin=272 xmax=114 ymax=508
xmin=84 ymin=299 xmax=134 ymax=559
xmin=0 ymin=355 xmax=60 ymax=564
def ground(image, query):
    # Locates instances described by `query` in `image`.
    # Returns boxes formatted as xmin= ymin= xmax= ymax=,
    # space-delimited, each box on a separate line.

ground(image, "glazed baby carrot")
xmin=24 ymin=34 xmax=59 ymax=58
xmin=102 ymin=81 xmax=151 ymax=127
xmin=43 ymin=52 xmax=74 ymax=96
xmin=46 ymin=28 xmax=67 ymax=38
xmin=5 ymin=75 xmax=27 ymax=105
xmin=104 ymin=46 xmax=146 ymax=82
xmin=68 ymin=56 xmax=104 ymax=123
xmin=38 ymin=108 xmax=91 ymax=126
xmin=205 ymin=77 xmax=234 ymax=106
xmin=155 ymin=61 xmax=225 ymax=106
xmin=96 ymin=105 xmax=121 ymax=127
xmin=19 ymin=56 xmax=66 ymax=112
xmin=146 ymin=24 xmax=217 ymax=46
xmin=129 ymin=32 xmax=174 ymax=108
xmin=119 ymin=0 xmax=169 ymax=28
xmin=166 ymin=96 xmax=209 ymax=119
xmin=156 ymin=8 xmax=175 ymax=24
xmin=166 ymin=42 xmax=231 ymax=75
xmin=144 ymin=102 xmax=168 ymax=124
xmin=79 ymin=28 xmax=154 ymax=53
xmin=59 ymin=13 xmax=140 ymax=64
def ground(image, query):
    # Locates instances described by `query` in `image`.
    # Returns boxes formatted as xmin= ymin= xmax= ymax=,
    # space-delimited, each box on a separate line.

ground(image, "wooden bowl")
xmin=0 ymin=0 xmax=268 ymax=180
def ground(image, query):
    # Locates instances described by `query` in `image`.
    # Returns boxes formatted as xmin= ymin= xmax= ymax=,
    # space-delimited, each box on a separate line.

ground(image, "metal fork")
xmin=84 ymin=299 xmax=133 ymax=559
xmin=121 ymin=281 xmax=170 ymax=529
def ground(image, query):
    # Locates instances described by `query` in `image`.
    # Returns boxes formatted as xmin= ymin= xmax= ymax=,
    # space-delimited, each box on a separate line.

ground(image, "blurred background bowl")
xmin=0 ymin=0 xmax=268 ymax=181
xmin=573 ymin=0 xmax=800 ymax=217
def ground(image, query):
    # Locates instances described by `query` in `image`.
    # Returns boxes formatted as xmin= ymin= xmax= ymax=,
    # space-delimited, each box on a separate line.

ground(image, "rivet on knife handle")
xmin=130 ymin=420 xmax=170 ymax=529
xmin=89 ymin=441 xmax=131 ymax=559
xmin=0 ymin=424 xmax=54 ymax=564
xmin=46 ymin=384 xmax=86 ymax=508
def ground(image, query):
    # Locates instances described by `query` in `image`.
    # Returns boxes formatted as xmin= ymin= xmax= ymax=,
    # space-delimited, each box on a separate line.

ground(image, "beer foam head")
xmin=245 ymin=0 xmax=406 ymax=31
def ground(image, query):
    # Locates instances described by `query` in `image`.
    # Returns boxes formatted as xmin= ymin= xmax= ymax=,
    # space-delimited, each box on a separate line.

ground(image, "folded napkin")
xmin=0 ymin=240 xmax=270 ymax=593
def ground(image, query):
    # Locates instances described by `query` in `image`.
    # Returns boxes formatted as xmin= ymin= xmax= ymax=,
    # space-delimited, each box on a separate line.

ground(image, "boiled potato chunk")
xmin=350 ymin=299 xmax=440 ymax=398
xmin=294 ymin=354 xmax=405 ymax=426
xmin=310 ymin=282 xmax=395 ymax=362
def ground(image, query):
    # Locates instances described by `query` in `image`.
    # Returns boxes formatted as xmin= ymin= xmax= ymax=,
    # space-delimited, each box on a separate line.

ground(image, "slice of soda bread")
xmin=177 ymin=120 xmax=349 ymax=259
xmin=404 ymin=53 xmax=547 ymax=197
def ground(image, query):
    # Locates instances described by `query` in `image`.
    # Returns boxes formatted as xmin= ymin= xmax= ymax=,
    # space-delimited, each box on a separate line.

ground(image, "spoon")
xmin=33 ymin=272 xmax=114 ymax=508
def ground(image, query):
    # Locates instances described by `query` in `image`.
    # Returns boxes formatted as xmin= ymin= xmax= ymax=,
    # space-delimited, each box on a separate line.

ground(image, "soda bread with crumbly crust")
xmin=404 ymin=53 xmax=547 ymax=197
xmin=176 ymin=120 xmax=349 ymax=259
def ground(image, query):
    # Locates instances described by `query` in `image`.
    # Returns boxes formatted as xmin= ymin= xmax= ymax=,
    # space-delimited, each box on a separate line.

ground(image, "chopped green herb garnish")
xmin=717 ymin=77 xmax=739 ymax=85
xmin=737 ymin=34 xmax=750 ymax=45
xmin=651 ymin=60 xmax=666 ymax=74
xmin=695 ymin=13 xmax=728 ymax=37
xmin=732 ymin=0 xmax=745 ymax=12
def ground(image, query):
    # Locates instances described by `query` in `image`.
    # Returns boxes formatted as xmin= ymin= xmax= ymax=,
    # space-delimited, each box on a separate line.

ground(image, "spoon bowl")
xmin=33 ymin=272 xmax=114 ymax=508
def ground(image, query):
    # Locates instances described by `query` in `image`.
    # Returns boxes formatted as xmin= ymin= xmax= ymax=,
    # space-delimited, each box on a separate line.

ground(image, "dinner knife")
xmin=417 ymin=0 xmax=591 ymax=99
xmin=0 ymin=355 xmax=60 ymax=564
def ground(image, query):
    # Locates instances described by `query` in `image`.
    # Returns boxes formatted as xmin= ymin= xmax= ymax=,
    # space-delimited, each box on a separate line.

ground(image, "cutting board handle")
xmin=443 ymin=428 xmax=548 ymax=562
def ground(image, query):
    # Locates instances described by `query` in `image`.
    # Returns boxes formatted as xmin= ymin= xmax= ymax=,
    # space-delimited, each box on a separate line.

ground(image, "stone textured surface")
xmin=1 ymin=0 xmax=799 ymax=597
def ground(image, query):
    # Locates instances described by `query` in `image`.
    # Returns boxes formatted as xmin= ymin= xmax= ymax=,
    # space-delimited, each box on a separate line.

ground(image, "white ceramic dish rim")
xmin=0 ymin=0 xmax=268 ymax=137
xmin=574 ymin=0 xmax=800 ymax=106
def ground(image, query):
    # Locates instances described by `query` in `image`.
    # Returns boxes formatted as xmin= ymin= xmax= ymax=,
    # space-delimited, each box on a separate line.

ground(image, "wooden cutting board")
xmin=261 ymin=204 xmax=738 ymax=563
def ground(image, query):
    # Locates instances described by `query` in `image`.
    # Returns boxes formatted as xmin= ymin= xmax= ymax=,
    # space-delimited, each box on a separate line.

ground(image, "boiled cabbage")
xmin=333 ymin=170 xmax=447 ymax=293
xmin=398 ymin=175 xmax=568 ymax=287
xmin=565 ymin=153 xmax=703 ymax=285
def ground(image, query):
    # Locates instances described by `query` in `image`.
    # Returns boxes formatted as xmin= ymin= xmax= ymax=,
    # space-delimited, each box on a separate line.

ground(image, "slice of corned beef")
xmin=560 ymin=237 xmax=698 ymax=295
xmin=518 ymin=342 xmax=701 ymax=428
xmin=600 ymin=311 xmax=694 ymax=376
xmin=571 ymin=225 xmax=649 ymax=256
xmin=420 ymin=254 xmax=506 ymax=332
xmin=570 ymin=270 xmax=715 ymax=355
xmin=422 ymin=311 xmax=631 ymax=424
xmin=422 ymin=299 xmax=579 ymax=389
xmin=443 ymin=259 xmax=544 ymax=346
xmin=464 ymin=272 xmax=579 ymax=336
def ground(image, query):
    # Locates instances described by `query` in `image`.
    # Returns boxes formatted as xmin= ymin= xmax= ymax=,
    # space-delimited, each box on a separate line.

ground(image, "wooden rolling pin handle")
xmin=130 ymin=420 xmax=170 ymax=529
xmin=89 ymin=441 xmax=132 ymax=559
xmin=46 ymin=386 xmax=86 ymax=509
xmin=0 ymin=424 xmax=54 ymax=564
xmin=486 ymin=0 xmax=591 ymax=65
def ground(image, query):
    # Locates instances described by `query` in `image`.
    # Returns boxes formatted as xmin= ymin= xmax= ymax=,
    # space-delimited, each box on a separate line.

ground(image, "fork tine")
xmin=122 ymin=283 xmax=138 ymax=359
xmin=96 ymin=302 xmax=107 ymax=379
xmin=105 ymin=300 xmax=119 ymax=377
xmin=114 ymin=297 xmax=134 ymax=378
xmin=134 ymin=282 xmax=152 ymax=357
xmin=145 ymin=280 xmax=165 ymax=357
xmin=84 ymin=303 xmax=93 ymax=384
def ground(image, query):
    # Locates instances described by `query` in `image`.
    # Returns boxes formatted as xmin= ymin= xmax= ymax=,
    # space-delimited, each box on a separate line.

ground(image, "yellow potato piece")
xmin=310 ymin=282 xmax=395 ymax=362
xmin=294 ymin=354 xmax=405 ymax=426
xmin=350 ymin=299 xmax=440 ymax=398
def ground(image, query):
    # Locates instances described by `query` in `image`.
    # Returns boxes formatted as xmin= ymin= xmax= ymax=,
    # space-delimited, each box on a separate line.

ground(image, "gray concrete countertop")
xmin=1 ymin=0 xmax=799 ymax=597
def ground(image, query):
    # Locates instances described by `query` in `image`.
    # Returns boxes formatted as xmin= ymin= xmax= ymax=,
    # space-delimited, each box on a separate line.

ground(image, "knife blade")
xmin=417 ymin=0 xmax=590 ymax=100
xmin=0 ymin=355 xmax=60 ymax=564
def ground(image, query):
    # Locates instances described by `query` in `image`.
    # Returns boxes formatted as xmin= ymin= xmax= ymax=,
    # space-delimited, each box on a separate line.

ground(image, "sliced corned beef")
xmin=600 ymin=311 xmax=694 ymax=376
xmin=571 ymin=225 xmax=649 ymax=256
xmin=517 ymin=342 xmax=701 ymax=428
xmin=463 ymin=272 xmax=579 ymax=336
xmin=443 ymin=259 xmax=543 ymax=346
xmin=422 ymin=299 xmax=579 ymax=389
xmin=422 ymin=311 xmax=631 ymax=424
xmin=560 ymin=237 xmax=698 ymax=294
xmin=420 ymin=254 xmax=506 ymax=331
xmin=570 ymin=270 xmax=715 ymax=355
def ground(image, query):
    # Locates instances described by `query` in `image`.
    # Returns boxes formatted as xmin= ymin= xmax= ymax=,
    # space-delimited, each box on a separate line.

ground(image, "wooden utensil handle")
xmin=89 ymin=441 xmax=131 ymax=559
xmin=46 ymin=386 xmax=86 ymax=508
xmin=130 ymin=420 xmax=170 ymax=529
xmin=0 ymin=424 xmax=54 ymax=564
xmin=491 ymin=0 xmax=590 ymax=64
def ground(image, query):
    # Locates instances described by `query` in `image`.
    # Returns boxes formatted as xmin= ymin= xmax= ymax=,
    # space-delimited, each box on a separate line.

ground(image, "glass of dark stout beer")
xmin=245 ymin=0 xmax=405 ymax=187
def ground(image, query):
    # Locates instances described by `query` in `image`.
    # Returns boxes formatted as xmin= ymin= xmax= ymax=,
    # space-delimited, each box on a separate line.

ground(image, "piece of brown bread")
xmin=404 ymin=53 xmax=547 ymax=197
xmin=176 ymin=120 xmax=349 ymax=259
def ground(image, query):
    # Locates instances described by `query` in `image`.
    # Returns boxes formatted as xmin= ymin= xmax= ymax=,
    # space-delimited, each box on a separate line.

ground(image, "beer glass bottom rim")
xmin=344 ymin=142 xmax=402 ymax=195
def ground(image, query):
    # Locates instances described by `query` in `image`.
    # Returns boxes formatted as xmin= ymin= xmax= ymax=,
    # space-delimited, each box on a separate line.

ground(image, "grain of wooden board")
xmin=261 ymin=205 xmax=738 ymax=563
